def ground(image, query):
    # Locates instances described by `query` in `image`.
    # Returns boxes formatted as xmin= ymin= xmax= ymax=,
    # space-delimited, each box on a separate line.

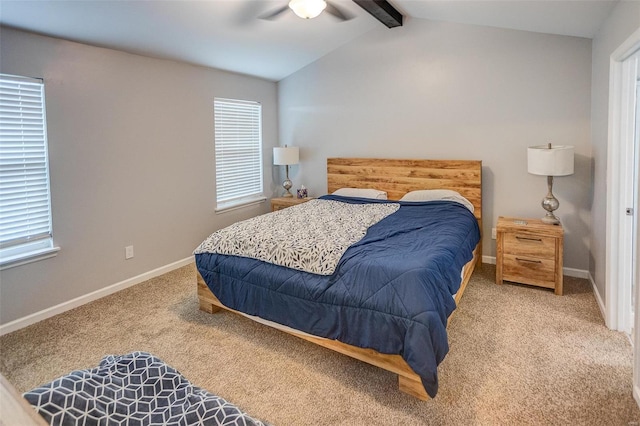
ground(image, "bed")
xmin=196 ymin=158 xmax=482 ymax=400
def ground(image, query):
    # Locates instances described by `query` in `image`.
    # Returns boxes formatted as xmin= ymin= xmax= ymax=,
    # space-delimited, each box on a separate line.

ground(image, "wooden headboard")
xmin=327 ymin=158 xmax=482 ymax=221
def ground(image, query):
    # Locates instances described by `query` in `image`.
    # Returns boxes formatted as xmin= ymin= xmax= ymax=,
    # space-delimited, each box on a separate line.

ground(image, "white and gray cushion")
xmin=24 ymin=352 xmax=267 ymax=426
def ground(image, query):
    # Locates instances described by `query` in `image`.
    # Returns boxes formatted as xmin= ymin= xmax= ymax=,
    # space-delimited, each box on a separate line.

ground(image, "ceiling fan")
xmin=260 ymin=0 xmax=354 ymax=21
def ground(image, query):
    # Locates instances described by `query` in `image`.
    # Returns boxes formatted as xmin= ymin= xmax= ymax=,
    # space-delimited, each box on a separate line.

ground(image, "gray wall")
xmin=590 ymin=1 xmax=640 ymax=305
xmin=0 ymin=27 xmax=279 ymax=324
xmin=278 ymin=18 xmax=592 ymax=269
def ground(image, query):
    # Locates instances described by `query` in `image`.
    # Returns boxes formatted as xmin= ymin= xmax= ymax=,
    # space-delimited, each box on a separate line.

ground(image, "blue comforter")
xmin=196 ymin=195 xmax=480 ymax=397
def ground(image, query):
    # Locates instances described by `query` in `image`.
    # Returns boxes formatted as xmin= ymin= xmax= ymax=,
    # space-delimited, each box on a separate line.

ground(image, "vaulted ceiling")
xmin=0 ymin=1 xmax=618 ymax=81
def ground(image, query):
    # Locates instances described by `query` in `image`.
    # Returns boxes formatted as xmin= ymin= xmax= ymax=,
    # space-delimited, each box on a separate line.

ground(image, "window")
xmin=214 ymin=98 xmax=264 ymax=211
xmin=0 ymin=74 xmax=58 ymax=269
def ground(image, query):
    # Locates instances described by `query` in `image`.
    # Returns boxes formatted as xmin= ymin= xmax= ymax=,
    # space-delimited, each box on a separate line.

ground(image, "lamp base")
xmin=282 ymin=178 xmax=293 ymax=197
xmin=541 ymin=212 xmax=561 ymax=225
xmin=540 ymin=177 xmax=561 ymax=225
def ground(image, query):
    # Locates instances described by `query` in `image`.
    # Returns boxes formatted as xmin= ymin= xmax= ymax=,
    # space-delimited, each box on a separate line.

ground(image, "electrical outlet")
xmin=125 ymin=245 xmax=134 ymax=260
xmin=491 ymin=228 xmax=497 ymax=240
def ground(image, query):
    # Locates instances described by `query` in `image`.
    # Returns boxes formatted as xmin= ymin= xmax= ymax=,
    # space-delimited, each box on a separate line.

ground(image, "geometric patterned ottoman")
xmin=23 ymin=352 xmax=267 ymax=426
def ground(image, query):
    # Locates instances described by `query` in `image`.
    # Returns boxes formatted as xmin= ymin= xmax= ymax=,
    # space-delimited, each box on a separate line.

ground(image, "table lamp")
xmin=527 ymin=143 xmax=574 ymax=225
xmin=273 ymin=145 xmax=299 ymax=197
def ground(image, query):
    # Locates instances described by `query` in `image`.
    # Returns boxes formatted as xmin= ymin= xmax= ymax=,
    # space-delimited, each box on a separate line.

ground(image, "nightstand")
xmin=270 ymin=197 xmax=313 ymax=212
xmin=496 ymin=216 xmax=564 ymax=295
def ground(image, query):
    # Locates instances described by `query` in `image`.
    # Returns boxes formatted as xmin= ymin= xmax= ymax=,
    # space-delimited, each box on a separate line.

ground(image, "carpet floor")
xmin=1 ymin=263 xmax=639 ymax=425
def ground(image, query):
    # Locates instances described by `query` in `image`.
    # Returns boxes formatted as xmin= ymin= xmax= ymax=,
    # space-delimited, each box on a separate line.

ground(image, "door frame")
xmin=605 ymin=26 xmax=640 ymax=406
xmin=606 ymin=31 xmax=640 ymax=334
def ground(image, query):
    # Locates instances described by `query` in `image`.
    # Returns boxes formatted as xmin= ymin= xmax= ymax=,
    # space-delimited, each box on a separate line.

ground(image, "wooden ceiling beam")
xmin=352 ymin=0 xmax=403 ymax=28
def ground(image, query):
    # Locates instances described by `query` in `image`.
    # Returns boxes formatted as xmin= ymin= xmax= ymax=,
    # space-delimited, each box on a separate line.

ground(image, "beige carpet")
xmin=1 ymin=263 xmax=639 ymax=425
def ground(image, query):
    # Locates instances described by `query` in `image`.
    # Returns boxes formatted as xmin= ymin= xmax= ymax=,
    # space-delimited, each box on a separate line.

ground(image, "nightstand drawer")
xmin=272 ymin=204 xmax=288 ymax=212
xmin=502 ymin=254 xmax=556 ymax=288
xmin=503 ymin=233 xmax=556 ymax=259
xmin=271 ymin=197 xmax=313 ymax=212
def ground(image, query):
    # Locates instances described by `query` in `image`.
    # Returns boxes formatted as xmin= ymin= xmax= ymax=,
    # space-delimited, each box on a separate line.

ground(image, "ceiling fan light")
xmin=289 ymin=0 xmax=327 ymax=19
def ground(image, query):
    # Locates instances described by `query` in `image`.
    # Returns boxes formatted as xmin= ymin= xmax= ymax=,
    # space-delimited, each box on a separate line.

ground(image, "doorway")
xmin=621 ymin=49 xmax=640 ymax=335
xmin=605 ymin=27 xmax=640 ymax=407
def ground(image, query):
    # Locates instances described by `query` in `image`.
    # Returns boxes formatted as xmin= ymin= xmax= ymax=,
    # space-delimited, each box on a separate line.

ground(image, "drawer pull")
xmin=516 ymin=236 xmax=543 ymax=242
xmin=516 ymin=257 xmax=542 ymax=264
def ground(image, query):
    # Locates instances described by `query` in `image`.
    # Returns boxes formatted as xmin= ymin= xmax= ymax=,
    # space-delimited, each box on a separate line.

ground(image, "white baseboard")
xmin=634 ymin=384 xmax=640 ymax=410
xmin=482 ymin=255 xmax=496 ymax=265
xmin=563 ymin=267 xmax=590 ymax=279
xmin=589 ymin=272 xmax=607 ymax=323
xmin=0 ymin=256 xmax=194 ymax=336
xmin=482 ymin=256 xmax=589 ymax=279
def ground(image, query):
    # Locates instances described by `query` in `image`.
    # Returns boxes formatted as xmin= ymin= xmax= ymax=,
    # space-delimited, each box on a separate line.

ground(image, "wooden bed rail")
xmin=197 ymin=272 xmax=430 ymax=400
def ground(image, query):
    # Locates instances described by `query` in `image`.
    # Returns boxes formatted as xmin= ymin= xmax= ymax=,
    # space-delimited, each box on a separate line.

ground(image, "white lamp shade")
xmin=527 ymin=145 xmax=574 ymax=176
xmin=273 ymin=146 xmax=299 ymax=165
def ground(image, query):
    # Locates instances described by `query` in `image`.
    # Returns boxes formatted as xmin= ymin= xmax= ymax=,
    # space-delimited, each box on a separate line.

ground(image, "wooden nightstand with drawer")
xmin=270 ymin=196 xmax=313 ymax=212
xmin=496 ymin=216 xmax=564 ymax=295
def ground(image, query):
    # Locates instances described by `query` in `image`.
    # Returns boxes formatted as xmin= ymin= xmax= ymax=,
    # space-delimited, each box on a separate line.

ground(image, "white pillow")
xmin=400 ymin=189 xmax=474 ymax=212
xmin=332 ymin=188 xmax=387 ymax=200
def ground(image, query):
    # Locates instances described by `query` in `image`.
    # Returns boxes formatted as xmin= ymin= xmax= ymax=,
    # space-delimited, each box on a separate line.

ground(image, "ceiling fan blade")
xmin=259 ymin=4 xmax=290 ymax=20
xmin=324 ymin=1 xmax=354 ymax=21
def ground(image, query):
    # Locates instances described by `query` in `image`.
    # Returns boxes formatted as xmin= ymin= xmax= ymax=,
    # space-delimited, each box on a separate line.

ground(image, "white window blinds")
xmin=0 ymin=74 xmax=53 ymax=251
xmin=214 ymin=98 xmax=263 ymax=209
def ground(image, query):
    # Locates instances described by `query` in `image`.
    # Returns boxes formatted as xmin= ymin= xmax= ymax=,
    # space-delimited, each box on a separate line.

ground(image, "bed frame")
xmin=197 ymin=158 xmax=482 ymax=400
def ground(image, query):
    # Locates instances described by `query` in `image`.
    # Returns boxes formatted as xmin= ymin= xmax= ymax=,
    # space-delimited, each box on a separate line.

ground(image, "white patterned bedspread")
xmin=194 ymin=199 xmax=400 ymax=275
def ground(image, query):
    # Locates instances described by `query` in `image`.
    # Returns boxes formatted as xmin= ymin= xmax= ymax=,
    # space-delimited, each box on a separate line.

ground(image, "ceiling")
xmin=0 ymin=1 xmax=618 ymax=82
